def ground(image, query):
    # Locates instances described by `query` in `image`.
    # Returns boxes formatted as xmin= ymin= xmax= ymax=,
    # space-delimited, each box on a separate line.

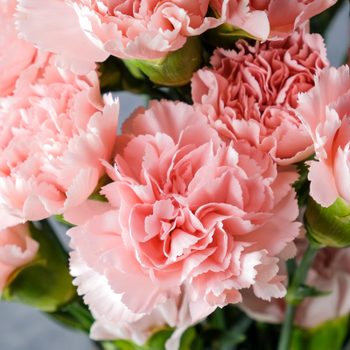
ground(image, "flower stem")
xmin=277 ymin=304 xmax=296 ymax=350
xmin=277 ymin=243 xmax=319 ymax=350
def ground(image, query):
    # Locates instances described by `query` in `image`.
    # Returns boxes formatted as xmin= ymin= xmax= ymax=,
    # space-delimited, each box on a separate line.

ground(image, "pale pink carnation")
xmin=210 ymin=0 xmax=336 ymax=40
xmin=17 ymin=0 xmax=226 ymax=74
xmin=241 ymin=244 xmax=350 ymax=329
xmin=0 ymin=0 xmax=42 ymax=97
xmin=297 ymin=65 xmax=350 ymax=207
xmin=0 ymin=224 xmax=39 ymax=292
xmin=0 ymin=55 xmax=119 ymax=229
xmin=192 ymin=30 xmax=328 ymax=165
xmin=69 ymin=100 xmax=300 ymax=349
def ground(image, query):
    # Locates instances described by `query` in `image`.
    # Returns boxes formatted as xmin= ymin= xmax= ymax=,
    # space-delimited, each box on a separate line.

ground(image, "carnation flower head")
xmin=17 ymin=0 xmax=226 ymax=74
xmin=210 ymin=0 xmax=336 ymax=40
xmin=69 ymin=100 xmax=300 ymax=349
xmin=0 ymin=55 xmax=119 ymax=229
xmin=297 ymin=65 xmax=350 ymax=207
xmin=0 ymin=224 xmax=38 ymax=292
xmin=192 ymin=30 xmax=328 ymax=165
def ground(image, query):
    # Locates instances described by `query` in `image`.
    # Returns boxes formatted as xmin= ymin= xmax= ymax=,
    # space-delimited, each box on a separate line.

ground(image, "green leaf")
xmin=293 ymin=160 xmax=311 ymax=208
xmin=219 ymin=316 xmax=252 ymax=350
xmin=180 ymin=327 xmax=203 ymax=350
xmin=208 ymin=307 xmax=226 ymax=331
xmin=48 ymin=299 xmax=94 ymax=332
xmin=124 ymin=37 xmax=203 ymax=87
xmin=2 ymin=221 xmax=76 ymax=312
xmin=147 ymin=329 xmax=173 ymax=350
xmin=292 ymin=284 xmax=330 ymax=303
xmin=54 ymin=214 xmax=74 ymax=227
xmin=291 ymin=315 xmax=349 ymax=350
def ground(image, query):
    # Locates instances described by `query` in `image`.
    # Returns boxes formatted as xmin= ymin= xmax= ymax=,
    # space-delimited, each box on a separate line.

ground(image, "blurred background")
xmin=0 ymin=2 xmax=349 ymax=349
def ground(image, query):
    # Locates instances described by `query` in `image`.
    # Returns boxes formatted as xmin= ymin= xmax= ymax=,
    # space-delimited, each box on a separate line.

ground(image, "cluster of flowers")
xmin=0 ymin=0 xmax=349 ymax=349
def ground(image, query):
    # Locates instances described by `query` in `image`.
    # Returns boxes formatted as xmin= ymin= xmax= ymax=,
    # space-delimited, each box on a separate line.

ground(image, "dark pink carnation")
xmin=192 ymin=30 xmax=328 ymax=164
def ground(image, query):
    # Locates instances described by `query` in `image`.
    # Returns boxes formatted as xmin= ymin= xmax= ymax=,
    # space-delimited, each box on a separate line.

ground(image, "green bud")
xmin=123 ymin=37 xmax=203 ymax=87
xmin=2 ymin=221 xmax=75 ymax=312
xmin=305 ymin=198 xmax=350 ymax=248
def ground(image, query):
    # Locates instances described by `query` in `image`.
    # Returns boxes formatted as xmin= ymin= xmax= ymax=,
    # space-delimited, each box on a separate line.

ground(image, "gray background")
xmin=0 ymin=3 xmax=349 ymax=349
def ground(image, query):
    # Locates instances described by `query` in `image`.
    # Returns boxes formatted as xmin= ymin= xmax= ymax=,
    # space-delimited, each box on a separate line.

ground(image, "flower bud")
xmin=123 ymin=37 xmax=202 ymax=86
xmin=305 ymin=198 xmax=350 ymax=248
xmin=2 ymin=222 xmax=75 ymax=312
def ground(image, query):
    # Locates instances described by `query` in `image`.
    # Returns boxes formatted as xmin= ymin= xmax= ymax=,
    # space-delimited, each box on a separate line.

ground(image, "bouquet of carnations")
xmin=0 ymin=0 xmax=349 ymax=349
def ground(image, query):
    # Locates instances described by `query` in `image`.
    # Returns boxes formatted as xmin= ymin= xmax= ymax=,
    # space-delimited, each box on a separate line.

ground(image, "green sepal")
xmin=204 ymin=23 xmax=259 ymax=49
xmin=291 ymin=315 xmax=349 ymax=350
xmin=2 ymin=221 xmax=75 ymax=312
xmin=124 ymin=37 xmax=202 ymax=87
xmin=305 ymin=197 xmax=350 ymax=248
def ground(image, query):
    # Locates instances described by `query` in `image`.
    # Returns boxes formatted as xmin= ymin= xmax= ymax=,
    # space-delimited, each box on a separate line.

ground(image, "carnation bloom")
xmin=0 ymin=55 xmax=119 ymax=229
xmin=210 ymin=0 xmax=336 ymax=40
xmin=0 ymin=224 xmax=39 ymax=292
xmin=241 ymin=244 xmax=350 ymax=329
xmin=297 ymin=65 xmax=350 ymax=207
xmin=0 ymin=0 xmax=40 ymax=97
xmin=192 ymin=30 xmax=328 ymax=165
xmin=17 ymin=0 xmax=226 ymax=74
xmin=69 ymin=100 xmax=300 ymax=349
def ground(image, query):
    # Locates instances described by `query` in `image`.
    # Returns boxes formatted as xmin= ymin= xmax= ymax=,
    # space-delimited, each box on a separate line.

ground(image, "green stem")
xmin=277 ymin=304 xmax=296 ymax=350
xmin=277 ymin=243 xmax=319 ymax=350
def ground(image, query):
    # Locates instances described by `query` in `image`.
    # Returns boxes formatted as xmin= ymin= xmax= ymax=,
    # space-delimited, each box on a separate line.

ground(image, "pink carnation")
xmin=0 ymin=224 xmax=39 ymax=292
xmin=0 ymin=0 xmax=41 ymax=97
xmin=0 ymin=55 xmax=119 ymax=229
xmin=241 ymin=244 xmax=350 ymax=329
xmin=17 ymin=0 xmax=226 ymax=74
xmin=297 ymin=65 xmax=350 ymax=207
xmin=69 ymin=100 xmax=300 ymax=349
xmin=192 ymin=30 xmax=328 ymax=165
xmin=210 ymin=0 xmax=336 ymax=40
